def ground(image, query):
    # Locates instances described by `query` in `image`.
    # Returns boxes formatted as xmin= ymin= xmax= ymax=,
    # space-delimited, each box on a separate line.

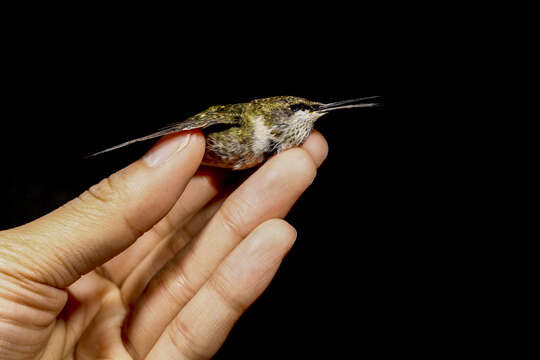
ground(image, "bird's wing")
xmin=87 ymin=105 xmax=244 ymax=157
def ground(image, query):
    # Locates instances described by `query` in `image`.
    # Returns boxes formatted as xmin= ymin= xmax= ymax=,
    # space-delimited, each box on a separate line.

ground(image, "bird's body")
xmin=201 ymin=97 xmax=325 ymax=169
xmin=89 ymin=96 xmax=379 ymax=169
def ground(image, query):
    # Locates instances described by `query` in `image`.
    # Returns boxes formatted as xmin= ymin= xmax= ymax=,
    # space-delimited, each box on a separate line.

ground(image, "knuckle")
xmin=168 ymin=315 xmax=210 ymax=359
xmin=76 ymin=176 xmax=144 ymax=241
xmin=172 ymin=271 xmax=199 ymax=303
xmin=207 ymin=270 xmax=246 ymax=316
xmin=166 ymin=228 xmax=192 ymax=255
xmin=217 ymin=198 xmax=251 ymax=239
xmin=151 ymin=264 xmax=198 ymax=309
xmin=152 ymin=273 xmax=187 ymax=308
xmin=120 ymin=214 xmax=145 ymax=241
xmin=82 ymin=169 xmax=132 ymax=206
xmin=85 ymin=176 xmax=118 ymax=204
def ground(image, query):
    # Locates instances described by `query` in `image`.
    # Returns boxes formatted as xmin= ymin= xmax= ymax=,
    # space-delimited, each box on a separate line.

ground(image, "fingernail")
xmin=143 ymin=133 xmax=191 ymax=167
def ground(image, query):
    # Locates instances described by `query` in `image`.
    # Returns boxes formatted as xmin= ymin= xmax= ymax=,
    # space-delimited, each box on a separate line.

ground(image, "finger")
xmin=102 ymin=167 xmax=230 ymax=285
xmin=124 ymin=146 xmax=324 ymax=357
xmin=8 ymin=131 xmax=206 ymax=288
xmin=120 ymin=197 xmax=226 ymax=305
xmin=145 ymin=219 xmax=296 ymax=360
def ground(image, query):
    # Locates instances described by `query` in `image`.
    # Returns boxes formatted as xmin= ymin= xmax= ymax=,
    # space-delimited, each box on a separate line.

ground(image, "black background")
xmin=0 ymin=21 xmax=433 ymax=359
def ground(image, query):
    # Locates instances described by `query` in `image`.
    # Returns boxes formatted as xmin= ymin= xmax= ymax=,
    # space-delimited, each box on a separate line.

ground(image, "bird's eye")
xmin=289 ymin=103 xmax=313 ymax=112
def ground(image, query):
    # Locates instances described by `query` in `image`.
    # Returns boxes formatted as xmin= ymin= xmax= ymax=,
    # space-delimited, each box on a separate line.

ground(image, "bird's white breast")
xmin=251 ymin=115 xmax=272 ymax=155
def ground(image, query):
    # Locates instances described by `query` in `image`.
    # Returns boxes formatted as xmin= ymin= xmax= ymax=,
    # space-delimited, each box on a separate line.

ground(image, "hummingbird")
xmin=89 ymin=96 xmax=381 ymax=170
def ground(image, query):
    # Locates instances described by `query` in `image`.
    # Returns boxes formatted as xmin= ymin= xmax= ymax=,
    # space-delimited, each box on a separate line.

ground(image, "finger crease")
xmin=208 ymin=273 xmax=246 ymax=316
xmin=168 ymin=316 xmax=210 ymax=360
xmin=217 ymin=205 xmax=248 ymax=239
xmin=154 ymin=272 xmax=191 ymax=309
xmin=120 ymin=213 xmax=145 ymax=243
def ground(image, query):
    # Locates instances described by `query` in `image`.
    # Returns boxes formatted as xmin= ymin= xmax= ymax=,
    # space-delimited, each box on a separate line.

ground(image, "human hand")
xmin=0 ymin=129 xmax=328 ymax=359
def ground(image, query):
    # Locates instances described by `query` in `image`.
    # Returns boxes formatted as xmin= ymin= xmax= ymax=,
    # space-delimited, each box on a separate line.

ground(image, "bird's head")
xmin=249 ymin=96 xmax=380 ymax=125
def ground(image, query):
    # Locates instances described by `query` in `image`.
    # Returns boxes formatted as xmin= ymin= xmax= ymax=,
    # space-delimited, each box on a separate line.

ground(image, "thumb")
xmin=2 ymin=130 xmax=205 ymax=288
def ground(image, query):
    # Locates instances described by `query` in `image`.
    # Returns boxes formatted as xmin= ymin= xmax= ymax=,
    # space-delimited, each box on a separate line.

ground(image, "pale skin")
xmin=0 ymin=129 xmax=328 ymax=359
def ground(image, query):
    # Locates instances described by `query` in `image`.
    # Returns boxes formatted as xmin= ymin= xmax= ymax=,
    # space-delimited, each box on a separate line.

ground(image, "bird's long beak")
xmin=316 ymin=96 xmax=381 ymax=112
